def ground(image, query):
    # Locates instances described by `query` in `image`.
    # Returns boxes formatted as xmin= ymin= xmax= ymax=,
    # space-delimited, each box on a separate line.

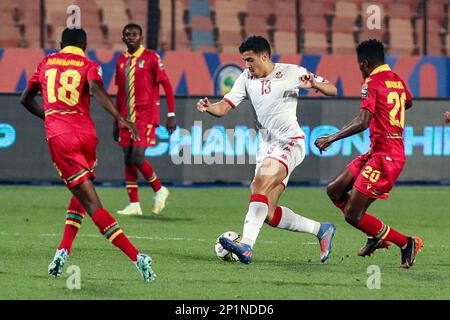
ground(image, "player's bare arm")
xmin=160 ymin=78 xmax=177 ymax=134
xmin=196 ymin=97 xmax=232 ymax=118
xmin=315 ymin=108 xmax=372 ymax=152
xmin=90 ymin=80 xmax=140 ymax=141
xmin=20 ymin=86 xmax=45 ymax=120
xmin=298 ymin=74 xmax=337 ymax=96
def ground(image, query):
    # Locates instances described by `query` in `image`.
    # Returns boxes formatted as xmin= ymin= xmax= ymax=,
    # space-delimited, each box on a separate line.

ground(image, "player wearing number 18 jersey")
xmin=20 ymin=28 xmax=156 ymax=282
xmin=315 ymin=39 xmax=423 ymax=268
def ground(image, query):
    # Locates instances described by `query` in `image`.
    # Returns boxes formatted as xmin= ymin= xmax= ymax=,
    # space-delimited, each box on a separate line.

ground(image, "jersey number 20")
xmin=45 ymin=68 xmax=81 ymax=106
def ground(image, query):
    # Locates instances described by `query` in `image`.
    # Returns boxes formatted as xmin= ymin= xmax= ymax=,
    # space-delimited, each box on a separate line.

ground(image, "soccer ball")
xmin=214 ymin=231 xmax=240 ymax=262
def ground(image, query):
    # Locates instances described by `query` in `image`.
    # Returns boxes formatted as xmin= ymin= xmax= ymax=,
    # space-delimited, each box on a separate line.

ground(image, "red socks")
xmin=58 ymin=196 xmax=86 ymax=254
xmin=125 ymin=165 xmax=139 ymax=202
xmin=137 ymin=161 xmax=162 ymax=192
xmin=92 ymin=208 xmax=139 ymax=261
xmin=332 ymin=193 xmax=408 ymax=248
xmin=357 ymin=213 xmax=408 ymax=248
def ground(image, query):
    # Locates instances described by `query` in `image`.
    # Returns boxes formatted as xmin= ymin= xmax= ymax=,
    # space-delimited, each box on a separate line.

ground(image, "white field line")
xmin=0 ymin=231 xmax=320 ymax=245
xmin=2 ymin=231 xmax=449 ymax=248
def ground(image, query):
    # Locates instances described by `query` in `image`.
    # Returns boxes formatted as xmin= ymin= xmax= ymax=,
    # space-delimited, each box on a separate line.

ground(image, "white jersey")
xmin=224 ymin=63 xmax=326 ymax=143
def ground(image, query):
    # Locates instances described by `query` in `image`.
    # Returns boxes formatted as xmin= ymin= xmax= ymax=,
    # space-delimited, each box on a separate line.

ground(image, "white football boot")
xmin=117 ymin=203 xmax=143 ymax=216
xmin=152 ymin=186 xmax=169 ymax=214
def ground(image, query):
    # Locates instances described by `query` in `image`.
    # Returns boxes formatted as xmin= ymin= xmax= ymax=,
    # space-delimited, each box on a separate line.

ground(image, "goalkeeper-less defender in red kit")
xmin=20 ymin=28 xmax=156 ymax=282
xmin=114 ymin=23 xmax=176 ymax=216
xmin=315 ymin=39 xmax=423 ymax=269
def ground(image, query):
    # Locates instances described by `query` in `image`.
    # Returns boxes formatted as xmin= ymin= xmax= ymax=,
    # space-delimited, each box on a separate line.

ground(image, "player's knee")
xmin=326 ymin=181 xmax=342 ymax=201
xmin=344 ymin=213 xmax=359 ymax=227
xmin=250 ymin=177 xmax=269 ymax=195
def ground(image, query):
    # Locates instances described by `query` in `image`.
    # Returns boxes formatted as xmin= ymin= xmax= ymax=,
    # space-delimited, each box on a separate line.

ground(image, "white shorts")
xmin=254 ymin=136 xmax=306 ymax=188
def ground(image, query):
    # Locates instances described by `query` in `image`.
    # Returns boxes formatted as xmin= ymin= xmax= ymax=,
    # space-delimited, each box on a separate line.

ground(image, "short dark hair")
xmin=122 ymin=23 xmax=143 ymax=35
xmin=239 ymin=36 xmax=271 ymax=57
xmin=357 ymin=39 xmax=385 ymax=66
xmin=61 ymin=28 xmax=87 ymax=47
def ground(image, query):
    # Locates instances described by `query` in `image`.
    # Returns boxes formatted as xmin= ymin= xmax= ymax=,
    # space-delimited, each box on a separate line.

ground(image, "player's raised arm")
xmin=90 ymin=80 xmax=140 ymax=141
xmin=315 ymin=108 xmax=372 ymax=152
xmin=196 ymin=97 xmax=233 ymax=118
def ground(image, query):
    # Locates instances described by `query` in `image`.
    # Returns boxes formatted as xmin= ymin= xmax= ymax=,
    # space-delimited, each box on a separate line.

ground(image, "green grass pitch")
xmin=0 ymin=185 xmax=449 ymax=299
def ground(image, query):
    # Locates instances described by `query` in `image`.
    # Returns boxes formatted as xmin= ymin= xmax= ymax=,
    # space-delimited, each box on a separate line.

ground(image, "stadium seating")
xmin=0 ymin=0 xmax=449 ymax=56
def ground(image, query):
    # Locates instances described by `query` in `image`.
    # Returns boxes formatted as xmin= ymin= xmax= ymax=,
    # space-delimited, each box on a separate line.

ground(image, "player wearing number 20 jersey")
xmin=314 ymin=39 xmax=422 ymax=269
xmin=349 ymin=63 xmax=412 ymax=199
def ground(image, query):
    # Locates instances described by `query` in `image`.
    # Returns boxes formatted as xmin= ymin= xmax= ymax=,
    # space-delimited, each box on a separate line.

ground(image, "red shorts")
xmin=347 ymin=153 xmax=404 ymax=199
xmin=119 ymin=123 xmax=157 ymax=147
xmin=47 ymin=132 xmax=98 ymax=189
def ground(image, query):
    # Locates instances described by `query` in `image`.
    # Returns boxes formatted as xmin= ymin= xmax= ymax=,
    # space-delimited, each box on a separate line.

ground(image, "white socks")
xmin=240 ymin=195 xmax=269 ymax=248
xmin=272 ymin=206 xmax=321 ymax=236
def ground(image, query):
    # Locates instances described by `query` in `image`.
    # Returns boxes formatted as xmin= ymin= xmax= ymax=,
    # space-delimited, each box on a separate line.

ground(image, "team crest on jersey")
xmin=275 ymin=71 xmax=283 ymax=79
xmin=138 ymin=60 xmax=145 ymax=68
xmin=361 ymin=83 xmax=368 ymax=98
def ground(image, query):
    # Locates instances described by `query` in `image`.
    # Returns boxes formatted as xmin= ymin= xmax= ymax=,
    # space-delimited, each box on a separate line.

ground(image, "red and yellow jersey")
xmin=27 ymin=46 xmax=103 ymax=139
xmin=115 ymin=46 xmax=169 ymax=126
xmin=360 ymin=64 xmax=412 ymax=162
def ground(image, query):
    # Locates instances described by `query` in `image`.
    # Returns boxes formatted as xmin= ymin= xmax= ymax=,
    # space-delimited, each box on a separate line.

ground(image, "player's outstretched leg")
xmin=344 ymin=189 xmax=423 ymax=268
xmin=267 ymin=205 xmax=336 ymax=263
xmin=72 ymin=179 xmax=156 ymax=282
xmin=49 ymin=196 xmax=86 ymax=277
xmin=326 ymin=169 xmax=389 ymax=257
xmin=220 ymin=193 xmax=271 ymax=264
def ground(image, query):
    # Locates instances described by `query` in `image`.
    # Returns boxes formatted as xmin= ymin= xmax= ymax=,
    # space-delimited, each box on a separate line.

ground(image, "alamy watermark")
xmin=366 ymin=4 xmax=382 ymax=30
xmin=366 ymin=265 xmax=381 ymax=290
xmin=66 ymin=265 xmax=81 ymax=290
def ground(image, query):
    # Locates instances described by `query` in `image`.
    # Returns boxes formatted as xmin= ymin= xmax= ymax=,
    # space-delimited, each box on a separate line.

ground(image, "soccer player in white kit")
xmin=197 ymin=36 xmax=338 ymax=264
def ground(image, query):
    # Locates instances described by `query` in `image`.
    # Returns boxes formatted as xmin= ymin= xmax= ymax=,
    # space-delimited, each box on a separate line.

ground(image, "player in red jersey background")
xmin=20 ymin=28 xmax=156 ymax=282
xmin=114 ymin=23 xmax=176 ymax=216
xmin=315 ymin=39 xmax=423 ymax=269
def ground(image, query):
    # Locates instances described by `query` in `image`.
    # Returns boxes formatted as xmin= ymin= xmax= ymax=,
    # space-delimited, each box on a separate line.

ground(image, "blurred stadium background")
xmin=1 ymin=0 xmax=449 ymax=185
